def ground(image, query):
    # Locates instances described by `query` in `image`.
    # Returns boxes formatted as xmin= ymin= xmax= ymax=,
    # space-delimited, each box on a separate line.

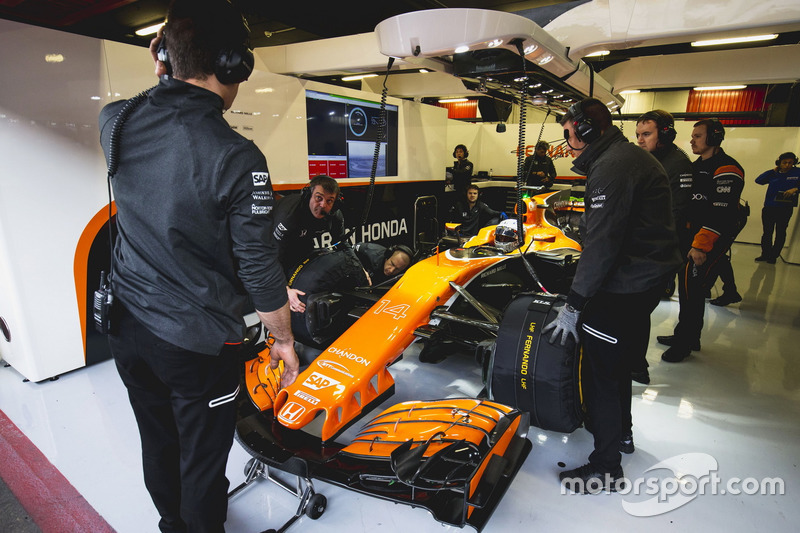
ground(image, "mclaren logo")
xmin=317 ymin=360 xmax=354 ymax=378
xmin=278 ymin=402 xmax=306 ymax=424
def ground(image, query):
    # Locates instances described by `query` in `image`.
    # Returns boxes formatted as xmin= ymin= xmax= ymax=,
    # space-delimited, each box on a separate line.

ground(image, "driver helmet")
xmin=494 ymin=219 xmax=523 ymax=253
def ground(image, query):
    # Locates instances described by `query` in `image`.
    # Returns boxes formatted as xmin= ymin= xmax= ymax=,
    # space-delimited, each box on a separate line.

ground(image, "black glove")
xmin=542 ymin=304 xmax=581 ymax=346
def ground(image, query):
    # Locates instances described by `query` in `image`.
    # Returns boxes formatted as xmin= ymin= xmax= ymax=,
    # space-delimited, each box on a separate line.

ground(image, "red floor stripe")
xmin=0 ymin=409 xmax=115 ymax=533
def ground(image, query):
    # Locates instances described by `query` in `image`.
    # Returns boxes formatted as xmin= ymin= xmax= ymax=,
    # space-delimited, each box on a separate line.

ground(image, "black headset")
xmin=704 ymin=119 xmax=726 ymax=147
xmin=156 ymin=30 xmax=254 ymax=85
xmin=386 ymin=244 xmax=415 ymax=263
xmin=567 ymin=101 xmax=601 ymax=144
xmin=638 ymin=110 xmax=677 ymax=144
xmin=776 ymin=152 xmax=799 ymax=166
xmin=453 ymin=144 xmax=469 ymax=158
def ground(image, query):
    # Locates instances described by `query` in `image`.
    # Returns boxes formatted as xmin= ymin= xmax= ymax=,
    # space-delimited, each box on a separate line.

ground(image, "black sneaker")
xmin=662 ymin=345 xmax=691 ymax=363
xmin=755 ymin=255 xmax=769 ymax=262
xmin=656 ymin=335 xmax=700 ymax=351
xmin=631 ymin=369 xmax=650 ymax=385
xmin=710 ymin=292 xmax=742 ymax=306
xmin=559 ymin=463 xmax=626 ymax=494
xmin=620 ymin=435 xmax=635 ymax=454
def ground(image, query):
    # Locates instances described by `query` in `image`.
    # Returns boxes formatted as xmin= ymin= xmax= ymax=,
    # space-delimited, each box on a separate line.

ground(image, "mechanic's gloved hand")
xmin=542 ymin=304 xmax=580 ymax=346
xmin=500 ymin=212 xmax=509 ymax=220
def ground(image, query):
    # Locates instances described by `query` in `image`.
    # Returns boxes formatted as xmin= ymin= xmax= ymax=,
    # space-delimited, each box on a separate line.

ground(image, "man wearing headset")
xmin=544 ymin=98 xmax=680 ymax=493
xmin=522 ymin=140 xmax=557 ymax=188
xmin=633 ymin=109 xmax=693 ymax=383
xmin=353 ymin=242 xmax=414 ymax=285
xmin=99 ymin=1 xmax=299 ymax=530
xmin=273 ymin=174 xmax=345 ymax=313
xmin=754 ymin=152 xmax=800 ymax=263
xmin=658 ymin=120 xmax=745 ymax=361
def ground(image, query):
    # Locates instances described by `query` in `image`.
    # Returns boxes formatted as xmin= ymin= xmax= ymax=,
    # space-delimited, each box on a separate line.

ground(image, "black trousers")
xmin=673 ymin=238 xmax=734 ymax=347
xmin=760 ymin=205 xmax=794 ymax=260
xmin=109 ymin=305 xmax=239 ymax=533
xmin=581 ymin=285 xmax=662 ymax=473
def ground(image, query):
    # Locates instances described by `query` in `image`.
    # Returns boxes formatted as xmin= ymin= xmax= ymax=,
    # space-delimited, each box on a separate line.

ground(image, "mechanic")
xmin=544 ymin=98 xmax=680 ymax=493
xmin=521 ymin=140 xmax=557 ymax=188
xmin=633 ymin=109 xmax=693 ymax=383
xmin=99 ymin=1 xmax=299 ymax=531
xmin=658 ymin=119 xmax=745 ymax=361
xmin=754 ymin=151 xmax=800 ymax=263
xmin=273 ymin=174 xmax=345 ymax=313
xmin=449 ymin=144 xmax=474 ymax=196
xmin=353 ymin=242 xmax=414 ymax=285
xmin=448 ymin=184 xmax=505 ymax=237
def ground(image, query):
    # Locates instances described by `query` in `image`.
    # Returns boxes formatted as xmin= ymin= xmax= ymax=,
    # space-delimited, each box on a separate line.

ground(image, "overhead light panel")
xmin=693 ymin=85 xmax=747 ymax=91
xmin=135 ymin=22 xmax=164 ymax=37
xmin=585 ymin=50 xmax=610 ymax=57
xmin=619 ymin=89 xmax=640 ymax=94
xmin=341 ymin=73 xmax=379 ymax=81
xmin=439 ymin=98 xmax=469 ymax=103
xmin=691 ymin=34 xmax=777 ymax=47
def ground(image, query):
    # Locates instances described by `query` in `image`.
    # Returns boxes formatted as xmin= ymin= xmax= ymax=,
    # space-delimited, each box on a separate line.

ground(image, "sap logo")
xmin=317 ymin=360 xmax=354 ymax=378
xmin=716 ymin=186 xmax=731 ymax=193
xmin=294 ymin=390 xmax=320 ymax=406
xmin=302 ymin=372 xmax=341 ymax=391
xmin=278 ymin=402 xmax=306 ymax=424
xmin=252 ymin=172 xmax=270 ymax=186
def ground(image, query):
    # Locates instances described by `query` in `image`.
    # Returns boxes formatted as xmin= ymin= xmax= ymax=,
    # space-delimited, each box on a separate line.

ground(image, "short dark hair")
xmin=536 ymin=140 xmax=550 ymax=150
xmin=778 ymin=152 xmax=798 ymax=164
xmin=637 ymin=109 xmax=674 ymax=126
xmin=164 ymin=0 xmax=249 ymax=80
xmin=308 ymin=174 xmax=339 ymax=196
xmin=466 ymin=184 xmax=480 ymax=193
xmin=453 ymin=144 xmax=469 ymax=158
xmin=559 ymin=98 xmax=612 ymax=133
xmin=693 ymin=119 xmax=725 ymax=146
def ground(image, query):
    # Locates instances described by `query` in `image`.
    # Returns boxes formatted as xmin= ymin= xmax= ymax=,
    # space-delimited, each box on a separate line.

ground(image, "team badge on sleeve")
xmin=252 ymin=172 xmax=270 ymax=187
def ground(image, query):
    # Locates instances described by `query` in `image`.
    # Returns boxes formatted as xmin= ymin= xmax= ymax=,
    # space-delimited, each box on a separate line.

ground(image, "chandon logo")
xmin=326 ymin=347 xmax=370 ymax=366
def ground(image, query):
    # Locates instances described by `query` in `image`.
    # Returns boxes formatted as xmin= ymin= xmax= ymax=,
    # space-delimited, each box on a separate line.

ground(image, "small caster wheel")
xmin=305 ymin=493 xmax=327 ymax=519
xmin=244 ymin=457 xmax=260 ymax=477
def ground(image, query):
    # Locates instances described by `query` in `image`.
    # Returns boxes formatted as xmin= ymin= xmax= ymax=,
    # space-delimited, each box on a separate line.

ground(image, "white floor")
xmin=1 ymin=243 xmax=798 ymax=533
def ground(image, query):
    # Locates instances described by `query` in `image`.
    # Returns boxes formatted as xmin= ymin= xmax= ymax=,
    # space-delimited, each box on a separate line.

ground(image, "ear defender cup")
xmin=568 ymin=101 xmax=600 ymax=144
xmin=639 ymin=111 xmax=677 ymax=145
xmin=215 ymin=45 xmax=254 ymax=85
xmin=156 ymin=35 xmax=172 ymax=76
xmin=706 ymin=119 xmax=725 ymax=147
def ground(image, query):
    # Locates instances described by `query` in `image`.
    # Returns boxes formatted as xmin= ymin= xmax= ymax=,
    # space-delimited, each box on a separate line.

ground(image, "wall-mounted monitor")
xmin=306 ymin=90 xmax=398 ymax=179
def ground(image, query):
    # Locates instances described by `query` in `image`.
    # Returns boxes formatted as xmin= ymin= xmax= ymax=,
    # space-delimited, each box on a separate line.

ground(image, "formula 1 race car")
xmin=233 ymin=187 xmax=584 ymax=532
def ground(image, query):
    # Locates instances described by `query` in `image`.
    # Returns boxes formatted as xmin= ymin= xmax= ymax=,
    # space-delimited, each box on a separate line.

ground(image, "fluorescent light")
xmin=135 ymin=22 xmax=164 ymax=37
xmin=418 ymin=69 xmax=430 ymax=73
xmin=693 ymin=85 xmax=747 ymax=91
xmin=620 ymin=89 xmax=640 ymax=94
xmin=454 ymin=45 xmax=470 ymax=54
xmin=341 ymin=73 xmax=378 ymax=81
xmin=487 ymin=39 xmax=503 ymax=48
xmin=691 ymin=34 xmax=777 ymax=47
xmin=585 ymin=50 xmax=610 ymax=57
xmin=438 ymin=98 xmax=469 ymax=103
xmin=45 ymin=54 xmax=64 ymax=63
